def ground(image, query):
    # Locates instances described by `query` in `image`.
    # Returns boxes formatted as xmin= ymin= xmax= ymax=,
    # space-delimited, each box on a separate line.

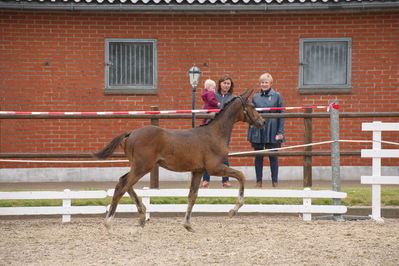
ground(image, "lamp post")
xmin=188 ymin=65 xmax=201 ymax=128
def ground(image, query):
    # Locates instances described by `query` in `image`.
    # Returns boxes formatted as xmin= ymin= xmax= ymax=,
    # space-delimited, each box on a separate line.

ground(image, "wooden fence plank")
xmin=0 ymin=188 xmax=347 ymax=222
xmin=361 ymin=176 xmax=399 ymax=185
xmin=361 ymin=149 xmax=399 ymax=158
xmin=362 ymin=122 xmax=399 ymax=131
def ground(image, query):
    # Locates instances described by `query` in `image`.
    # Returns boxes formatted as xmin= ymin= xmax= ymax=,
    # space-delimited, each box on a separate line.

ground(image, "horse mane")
xmin=200 ymin=96 xmax=239 ymax=127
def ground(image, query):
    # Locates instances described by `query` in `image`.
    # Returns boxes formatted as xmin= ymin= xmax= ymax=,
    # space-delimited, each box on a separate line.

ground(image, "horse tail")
xmin=92 ymin=132 xmax=130 ymax=159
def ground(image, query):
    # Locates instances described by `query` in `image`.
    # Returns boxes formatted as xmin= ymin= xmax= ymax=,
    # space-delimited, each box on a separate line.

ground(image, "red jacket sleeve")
xmin=206 ymin=92 xmax=219 ymax=108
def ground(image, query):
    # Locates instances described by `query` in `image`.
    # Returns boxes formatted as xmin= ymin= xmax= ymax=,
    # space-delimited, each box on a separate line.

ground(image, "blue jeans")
xmin=202 ymin=158 xmax=229 ymax=183
xmin=252 ymin=142 xmax=280 ymax=183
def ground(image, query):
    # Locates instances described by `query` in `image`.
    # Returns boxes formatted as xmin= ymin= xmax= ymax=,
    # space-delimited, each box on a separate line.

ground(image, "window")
xmin=299 ymin=38 xmax=352 ymax=94
xmin=105 ymin=39 xmax=157 ymax=94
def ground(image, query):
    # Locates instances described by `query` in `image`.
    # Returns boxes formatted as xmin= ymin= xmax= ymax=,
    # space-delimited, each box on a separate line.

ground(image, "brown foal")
xmin=93 ymin=89 xmax=264 ymax=232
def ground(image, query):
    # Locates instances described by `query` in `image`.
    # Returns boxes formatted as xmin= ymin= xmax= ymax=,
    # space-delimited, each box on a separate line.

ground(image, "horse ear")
xmin=242 ymin=88 xmax=254 ymax=101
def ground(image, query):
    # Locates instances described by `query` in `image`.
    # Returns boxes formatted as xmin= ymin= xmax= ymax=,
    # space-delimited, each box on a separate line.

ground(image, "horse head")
xmin=238 ymin=89 xmax=265 ymax=128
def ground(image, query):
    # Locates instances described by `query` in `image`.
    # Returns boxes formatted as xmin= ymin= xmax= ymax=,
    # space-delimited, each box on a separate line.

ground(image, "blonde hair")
xmin=259 ymin=73 xmax=273 ymax=83
xmin=204 ymin=79 xmax=216 ymax=90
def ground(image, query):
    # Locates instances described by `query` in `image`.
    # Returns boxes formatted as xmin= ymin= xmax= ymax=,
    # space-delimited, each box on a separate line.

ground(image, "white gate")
xmin=361 ymin=121 xmax=399 ymax=222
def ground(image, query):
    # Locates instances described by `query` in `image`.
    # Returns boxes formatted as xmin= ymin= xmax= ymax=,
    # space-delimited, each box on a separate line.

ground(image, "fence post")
xmin=150 ymin=106 xmax=159 ymax=189
xmin=303 ymin=107 xmax=313 ymax=187
xmin=62 ymin=189 xmax=71 ymax=223
xmin=302 ymin=188 xmax=312 ymax=221
xmin=329 ymin=100 xmax=342 ymax=220
xmin=371 ymin=122 xmax=382 ymax=221
xmin=142 ymin=187 xmax=151 ymax=221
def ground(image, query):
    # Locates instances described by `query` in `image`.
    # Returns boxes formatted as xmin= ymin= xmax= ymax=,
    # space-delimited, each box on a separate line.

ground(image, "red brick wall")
xmin=1 ymin=10 xmax=398 ymax=168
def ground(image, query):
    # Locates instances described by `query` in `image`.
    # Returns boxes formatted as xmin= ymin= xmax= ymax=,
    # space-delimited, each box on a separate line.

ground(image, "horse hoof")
xmin=228 ymin=209 xmax=237 ymax=217
xmin=139 ymin=217 xmax=146 ymax=228
xmin=103 ymin=220 xmax=113 ymax=233
xmin=184 ymin=224 xmax=195 ymax=233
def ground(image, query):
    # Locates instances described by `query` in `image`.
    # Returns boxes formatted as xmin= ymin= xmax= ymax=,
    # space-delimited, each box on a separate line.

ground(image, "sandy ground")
xmin=1 ymin=215 xmax=399 ymax=266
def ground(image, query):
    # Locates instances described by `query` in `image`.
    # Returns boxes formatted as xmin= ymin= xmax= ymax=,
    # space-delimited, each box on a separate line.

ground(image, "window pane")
xmin=108 ymin=41 xmax=155 ymax=88
xmin=303 ymin=41 xmax=348 ymax=86
xmin=299 ymin=38 xmax=351 ymax=93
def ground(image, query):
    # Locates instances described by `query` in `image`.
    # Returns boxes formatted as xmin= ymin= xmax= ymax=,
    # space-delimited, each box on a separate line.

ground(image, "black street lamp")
xmin=188 ymin=65 xmax=201 ymax=128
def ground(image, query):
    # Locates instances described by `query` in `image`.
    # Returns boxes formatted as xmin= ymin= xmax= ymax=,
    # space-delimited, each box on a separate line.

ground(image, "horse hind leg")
xmin=104 ymin=172 xmax=129 ymax=233
xmin=127 ymin=187 xmax=147 ymax=227
xmin=183 ymin=171 xmax=203 ymax=232
xmin=105 ymin=163 xmax=152 ymax=232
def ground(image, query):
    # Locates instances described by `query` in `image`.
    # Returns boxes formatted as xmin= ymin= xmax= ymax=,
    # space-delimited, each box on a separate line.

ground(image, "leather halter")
xmin=238 ymin=95 xmax=258 ymax=125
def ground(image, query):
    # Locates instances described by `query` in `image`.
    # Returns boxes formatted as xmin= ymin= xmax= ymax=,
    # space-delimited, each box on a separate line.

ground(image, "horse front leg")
xmin=183 ymin=171 xmax=203 ymax=232
xmin=227 ymin=169 xmax=246 ymax=217
xmin=212 ymin=166 xmax=246 ymax=217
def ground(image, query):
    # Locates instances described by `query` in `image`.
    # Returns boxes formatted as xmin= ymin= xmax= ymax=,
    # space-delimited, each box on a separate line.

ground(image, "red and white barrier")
xmin=0 ymin=103 xmax=338 ymax=116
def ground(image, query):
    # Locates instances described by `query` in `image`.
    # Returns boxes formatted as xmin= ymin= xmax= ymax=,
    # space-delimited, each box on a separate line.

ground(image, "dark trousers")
xmin=252 ymin=142 xmax=280 ymax=183
xmin=202 ymin=158 xmax=229 ymax=183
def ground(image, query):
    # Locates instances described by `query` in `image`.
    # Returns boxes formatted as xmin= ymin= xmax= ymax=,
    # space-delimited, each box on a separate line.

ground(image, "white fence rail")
xmin=0 ymin=188 xmax=347 ymax=222
xmin=0 ymin=189 xmax=107 ymax=222
xmin=361 ymin=121 xmax=399 ymax=222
